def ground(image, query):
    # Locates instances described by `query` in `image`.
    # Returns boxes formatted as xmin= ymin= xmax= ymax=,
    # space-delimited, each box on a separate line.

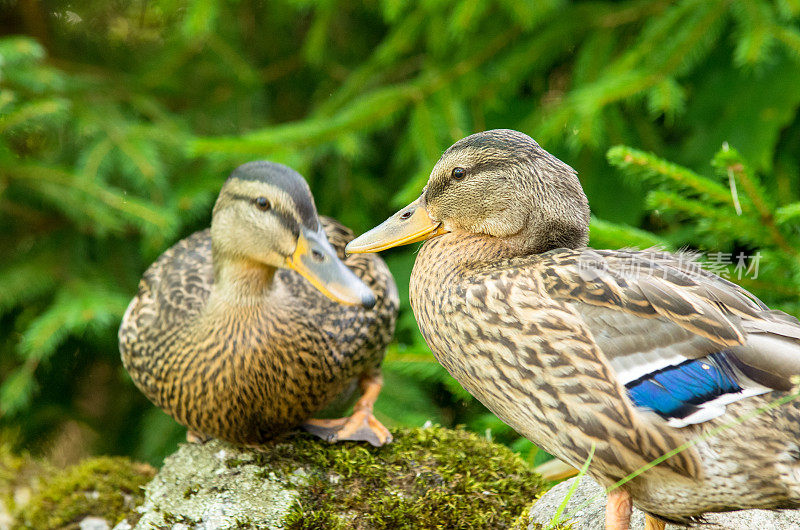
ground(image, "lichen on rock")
xmin=135 ymin=426 xmax=545 ymax=529
xmin=134 ymin=439 xmax=300 ymax=529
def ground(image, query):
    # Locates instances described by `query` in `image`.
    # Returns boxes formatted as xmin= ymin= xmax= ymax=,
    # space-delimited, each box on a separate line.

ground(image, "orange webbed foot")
xmin=186 ymin=430 xmax=211 ymax=444
xmin=303 ymin=410 xmax=392 ymax=447
xmin=302 ymin=370 xmax=392 ymax=447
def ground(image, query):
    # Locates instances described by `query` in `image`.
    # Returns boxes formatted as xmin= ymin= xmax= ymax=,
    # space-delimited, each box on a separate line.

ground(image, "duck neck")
xmin=424 ymin=231 xmax=528 ymax=266
xmin=210 ymin=255 xmax=278 ymax=308
xmin=435 ymin=217 xmax=587 ymax=263
xmin=420 ymin=223 xmax=587 ymax=273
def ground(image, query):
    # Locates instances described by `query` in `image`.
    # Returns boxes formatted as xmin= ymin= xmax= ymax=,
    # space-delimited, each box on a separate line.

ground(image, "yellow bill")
xmin=345 ymin=194 xmax=447 ymax=254
xmin=286 ymin=226 xmax=376 ymax=308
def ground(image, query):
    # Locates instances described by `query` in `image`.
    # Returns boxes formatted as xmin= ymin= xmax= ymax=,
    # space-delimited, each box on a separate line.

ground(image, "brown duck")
xmin=347 ymin=129 xmax=800 ymax=528
xmin=119 ymin=161 xmax=398 ymax=447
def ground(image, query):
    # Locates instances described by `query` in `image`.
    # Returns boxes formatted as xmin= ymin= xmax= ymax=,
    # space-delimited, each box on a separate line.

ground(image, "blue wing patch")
xmin=626 ymin=352 xmax=743 ymax=419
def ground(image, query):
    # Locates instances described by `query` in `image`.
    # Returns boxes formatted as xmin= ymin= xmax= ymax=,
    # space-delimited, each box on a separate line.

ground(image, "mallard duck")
xmin=119 ymin=161 xmax=398 ymax=447
xmin=346 ymin=129 xmax=800 ymax=528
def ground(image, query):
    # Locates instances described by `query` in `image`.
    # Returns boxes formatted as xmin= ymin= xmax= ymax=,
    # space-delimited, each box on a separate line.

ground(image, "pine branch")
xmin=181 ymin=0 xmax=220 ymax=39
xmin=0 ymin=36 xmax=45 ymax=66
xmin=17 ymin=283 xmax=130 ymax=361
xmin=776 ymin=202 xmax=800 ymax=226
xmin=0 ymin=258 xmax=58 ymax=316
xmin=731 ymin=1 xmax=777 ymax=67
xmin=192 ymin=26 xmax=522 ymax=157
xmin=313 ymin=7 xmax=428 ymax=116
xmin=713 ymin=146 xmax=798 ymax=257
xmin=4 ymin=163 xmax=175 ymax=231
xmin=0 ymin=363 xmax=38 ymax=416
xmin=646 ymin=77 xmax=686 ymax=121
xmin=606 ymin=146 xmax=732 ymax=203
xmin=191 ymin=83 xmax=418 ymax=156
xmin=775 ymin=25 xmax=800 ymax=61
xmin=645 ymin=190 xmax=757 ymax=241
xmin=0 ymin=99 xmax=69 ymax=134
xmin=589 ymin=217 xmax=669 ymax=250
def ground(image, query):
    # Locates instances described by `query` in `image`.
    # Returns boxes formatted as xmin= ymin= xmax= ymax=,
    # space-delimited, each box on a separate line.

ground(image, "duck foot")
xmin=605 ymin=488 xmax=632 ymax=530
xmin=303 ymin=410 xmax=392 ymax=447
xmin=186 ymin=430 xmax=211 ymax=444
xmin=302 ymin=370 xmax=392 ymax=447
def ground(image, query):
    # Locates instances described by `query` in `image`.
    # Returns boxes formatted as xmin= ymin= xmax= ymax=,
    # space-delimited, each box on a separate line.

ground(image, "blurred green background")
xmin=1 ymin=0 xmax=799 ymax=467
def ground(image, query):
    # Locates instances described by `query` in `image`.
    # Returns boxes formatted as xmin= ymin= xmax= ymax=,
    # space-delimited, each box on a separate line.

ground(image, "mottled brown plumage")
xmin=120 ymin=161 xmax=398 ymax=446
xmin=347 ymin=129 xmax=800 ymax=527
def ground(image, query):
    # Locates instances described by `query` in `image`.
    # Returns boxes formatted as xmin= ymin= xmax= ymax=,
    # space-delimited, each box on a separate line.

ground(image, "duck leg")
xmin=644 ymin=515 xmax=666 ymax=530
xmin=302 ymin=370 xmax=393 ymax=447
xmin=186 ymin=430 xmax=211 ymax=443
xmin=605 ymin=488 xmax=632 ymax=530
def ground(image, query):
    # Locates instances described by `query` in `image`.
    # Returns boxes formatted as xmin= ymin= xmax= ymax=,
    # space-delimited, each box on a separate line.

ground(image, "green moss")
xmin=233 ymin=516 xmax=255 ymax=528
xmin=284 ymin=501 xmax=348 ymax=530
xmin=0 ymin=443 xmax=48 ymax=525
xmin=0 ymin=446 xmax=26 ymax=486
xmin=0 ymin=445 xmax=28 ymax=508
xmin=16 ymin=456 xmax=155 ymax=530
xmin=163 ymin=511 xmax=199 ymax=525
xmin=183 ymin=483 xmax=200 ymax=499
xmin=512 ymin=509 xmax=532 ymax=529
xmin=511 ymin=507 xmax=574 ymax=530
xmin=253 ymin=426 xmax=545 ymax=530
xmin=225 ymin=457 xmax=246 ymax=468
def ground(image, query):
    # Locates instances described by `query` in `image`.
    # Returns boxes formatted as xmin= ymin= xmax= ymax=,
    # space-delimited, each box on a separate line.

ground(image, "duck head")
xmin=212 ymin=161 xmax=375 ymax=307
xmin=346 ymin=129 xmax=590 ymax=256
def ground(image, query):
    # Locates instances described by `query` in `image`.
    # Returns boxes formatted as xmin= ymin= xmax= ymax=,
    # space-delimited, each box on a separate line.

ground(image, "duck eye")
xmin=254 ymin=197 xmax=271 ymax=211
xmin=452 ymin=167 xmax=467 ymax=181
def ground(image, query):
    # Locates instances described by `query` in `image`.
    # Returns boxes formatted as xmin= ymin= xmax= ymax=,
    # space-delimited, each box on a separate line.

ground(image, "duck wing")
xmin=542 ymin=248 xmax=800 ymax=427
xmin=120 ymin=229 xmax=212 ymax=334
xmin=316 ymin=215 xmax=399 ymax=364
xmin=118 ymin=230 xmax=213 ymax=398
xmin=454 ymin=259 xmax=700 ymax=480
xmin=319 ymin=216 xmax=355 ymax=258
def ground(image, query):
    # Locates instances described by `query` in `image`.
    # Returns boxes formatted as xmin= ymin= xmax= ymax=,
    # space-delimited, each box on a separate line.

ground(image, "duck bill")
xmin=286 ymin=226 xmax=376 ymax=308
xmin=346 ymin=195 xmax=447 ymax=254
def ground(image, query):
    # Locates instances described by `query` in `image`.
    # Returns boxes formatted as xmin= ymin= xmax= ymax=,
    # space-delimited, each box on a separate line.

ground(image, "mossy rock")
xmin=1 ymin=444 xmax=45 ymax=529
xmin=135 ymin=426 xmax=545 ymax=529
xmin=10 ymin=455 xmax=155 ymax=530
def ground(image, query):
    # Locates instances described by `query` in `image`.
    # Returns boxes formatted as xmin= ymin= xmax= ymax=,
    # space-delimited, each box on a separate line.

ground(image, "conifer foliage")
xmin=1 ymin=0 xmax=799 ymax=462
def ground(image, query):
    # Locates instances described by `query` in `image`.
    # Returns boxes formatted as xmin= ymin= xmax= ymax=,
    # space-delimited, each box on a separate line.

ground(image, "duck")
xmin=119 ymin=161 xmax=398 ymax=447
xmin=346 ymin=129 xmax=800 ymax=528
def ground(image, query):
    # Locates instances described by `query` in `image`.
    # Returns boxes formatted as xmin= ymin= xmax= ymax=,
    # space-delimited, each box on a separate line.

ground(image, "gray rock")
xmin=79 ymin=516 xmax=111 ymax=530
xmin=134 ymin=440 xmax=304 ymax=530
xmin=528 ymin=476 xmax=800 ymax=530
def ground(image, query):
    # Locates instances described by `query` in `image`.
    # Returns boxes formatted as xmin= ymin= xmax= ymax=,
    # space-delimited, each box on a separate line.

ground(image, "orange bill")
xmin=345 ymin=194 xmax=447 ymax=254
xmin=287 ymin=226 xmax=376 ymax=307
